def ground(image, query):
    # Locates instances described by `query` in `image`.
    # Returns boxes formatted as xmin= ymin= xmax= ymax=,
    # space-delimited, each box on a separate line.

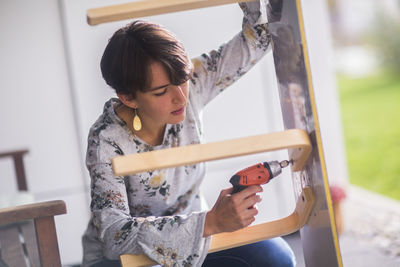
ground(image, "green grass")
xmin=338 ymin=70 xmax=400 ymax=201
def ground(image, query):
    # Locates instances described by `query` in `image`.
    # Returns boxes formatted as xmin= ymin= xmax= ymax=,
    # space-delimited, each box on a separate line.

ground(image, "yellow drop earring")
xmin=133 ymin=108 xmax=142 ymax=131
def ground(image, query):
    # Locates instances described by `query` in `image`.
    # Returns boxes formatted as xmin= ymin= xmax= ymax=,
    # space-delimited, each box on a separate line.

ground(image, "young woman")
xmin=82 ymin=1 xmax=295 ymax=266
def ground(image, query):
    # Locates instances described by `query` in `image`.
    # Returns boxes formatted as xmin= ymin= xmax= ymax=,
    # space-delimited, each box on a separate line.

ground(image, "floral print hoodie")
xmin=82 ymin=1 xmax=273 ymax=266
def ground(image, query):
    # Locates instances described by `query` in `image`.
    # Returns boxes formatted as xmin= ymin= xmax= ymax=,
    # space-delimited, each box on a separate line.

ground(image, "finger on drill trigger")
xmin=220 ymin=187 xmax=233 ymax=195
xmin=234 ymin=185 xmax=262 ymax=199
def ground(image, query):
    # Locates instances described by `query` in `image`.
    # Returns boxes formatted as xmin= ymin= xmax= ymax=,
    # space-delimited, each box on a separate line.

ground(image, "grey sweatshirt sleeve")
xmin=189 ymin=0 xmax=272 ymax=108
xmin=88 ymin=162 xmax=211 ymax=266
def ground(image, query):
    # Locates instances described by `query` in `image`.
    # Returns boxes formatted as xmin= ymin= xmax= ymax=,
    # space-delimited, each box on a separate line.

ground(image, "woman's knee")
xmin=278 ymin=252 xmax=296 ymax=267
xmin=265 ymin=238 xmax=296 ymax=267
xmin=249 ymin=238 xmax=296 ymax=267
xmin=203 ymin=238 xmax=296 ymax=267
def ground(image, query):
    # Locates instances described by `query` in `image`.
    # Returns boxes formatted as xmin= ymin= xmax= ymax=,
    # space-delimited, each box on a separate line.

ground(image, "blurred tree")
xmin=368 ymin=8 xmax=400 ymax=72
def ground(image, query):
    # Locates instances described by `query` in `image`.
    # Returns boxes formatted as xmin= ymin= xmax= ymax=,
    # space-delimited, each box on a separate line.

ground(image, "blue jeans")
xmin=90 ymin=238 xmax=295 ymax=267
xmin=202 ymin=238 xmax=296 ymax=267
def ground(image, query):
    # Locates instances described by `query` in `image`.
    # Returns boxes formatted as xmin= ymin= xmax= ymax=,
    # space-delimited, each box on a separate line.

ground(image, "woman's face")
xmin=130 ymin=61 xmax=189 ymax=131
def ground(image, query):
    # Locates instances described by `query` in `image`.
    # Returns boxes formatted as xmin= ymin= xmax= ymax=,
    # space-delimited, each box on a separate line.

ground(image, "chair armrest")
xmin=0 ymin=200 xmax=66 ymax=225
xmin=0 ymin=149 xmax=28 ymax=159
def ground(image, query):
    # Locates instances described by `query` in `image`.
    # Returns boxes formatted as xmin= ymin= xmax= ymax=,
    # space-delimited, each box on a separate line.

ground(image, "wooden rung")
xmin=87 ymin=0 xmax=254 ymax=26
xmin=209 ymin=186 xmax=314 ymax=252
xmin=120 ymin=186 xmax=315 ymax=267
xmin=112 ymin=129 xmax=311 ymax=176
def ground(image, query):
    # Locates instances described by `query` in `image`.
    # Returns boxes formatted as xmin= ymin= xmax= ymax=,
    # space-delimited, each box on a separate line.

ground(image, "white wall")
xmin=0 ymin=0 xmax=347 ymax=265
xmin=0 ymin=0 xmax=89 ymax=264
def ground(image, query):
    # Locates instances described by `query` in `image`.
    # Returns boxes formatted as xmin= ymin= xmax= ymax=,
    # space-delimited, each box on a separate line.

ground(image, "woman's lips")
xmin=172 ymin=106 xmax=185 ymax=115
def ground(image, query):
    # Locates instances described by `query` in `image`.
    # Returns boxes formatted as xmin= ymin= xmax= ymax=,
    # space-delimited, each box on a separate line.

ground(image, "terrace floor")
xmin=284 ymin=185 xmax=400 ymax=266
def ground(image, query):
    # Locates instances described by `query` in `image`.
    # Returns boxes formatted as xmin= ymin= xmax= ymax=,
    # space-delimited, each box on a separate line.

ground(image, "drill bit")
xmin=279 ymin=159 xmax=292 ymax=168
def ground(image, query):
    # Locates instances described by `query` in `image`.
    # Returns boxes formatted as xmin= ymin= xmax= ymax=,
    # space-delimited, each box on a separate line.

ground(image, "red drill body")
xmin=229 ymin=160 xmax=290 ymax=193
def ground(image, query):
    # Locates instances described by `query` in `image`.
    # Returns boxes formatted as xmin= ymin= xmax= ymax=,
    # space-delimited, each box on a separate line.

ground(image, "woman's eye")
xmin=154 ymin=88 xmax=167 ymax=96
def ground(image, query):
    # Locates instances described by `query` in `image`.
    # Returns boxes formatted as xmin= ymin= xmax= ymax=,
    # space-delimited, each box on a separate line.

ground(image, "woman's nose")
xmin=172 ymin=85 xmax=187 ymax=104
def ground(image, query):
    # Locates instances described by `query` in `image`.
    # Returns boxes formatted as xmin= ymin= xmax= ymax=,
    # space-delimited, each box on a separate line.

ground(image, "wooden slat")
xmin=0 ymin=200 xmax=66 ymax=226
xmin=0 ymin=224 xmax=28 ymax=267
xmin=120 ymin=186 xmax=315 ymax=267
xmin=34 ymin=217 xmax=62 ymax=267
xmin=120 ymin=253 xmax=155 ymax=267
xmin=112 ymin=129 xmax=311 ymax=176
xmin=20 ymin=221 xmax=40 ymax=267
xmin=87 ymin=0 xmax=254 ymax=25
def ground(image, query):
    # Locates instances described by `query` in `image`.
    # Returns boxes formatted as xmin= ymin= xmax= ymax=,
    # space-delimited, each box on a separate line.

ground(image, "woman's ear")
xmin=117 ymin=93 xmax=138 ymax=109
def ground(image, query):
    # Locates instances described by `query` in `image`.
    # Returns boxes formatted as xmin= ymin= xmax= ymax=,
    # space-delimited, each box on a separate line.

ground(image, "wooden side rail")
xmin=0 ymin=200 xmax=67 ymax=267
xmin=120 ymin=186 xmax=315 ymax=267
xmin=112 ymin=129 xmax=311 ymax=176
xmin=87 ymin=0 xmax=254 ymax=26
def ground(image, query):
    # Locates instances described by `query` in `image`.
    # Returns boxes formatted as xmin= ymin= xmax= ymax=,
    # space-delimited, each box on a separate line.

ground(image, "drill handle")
xmin=230 ymin=174 xmax=248 ymax=194
xmin=232 ymin=184 xmax=248 ymax=194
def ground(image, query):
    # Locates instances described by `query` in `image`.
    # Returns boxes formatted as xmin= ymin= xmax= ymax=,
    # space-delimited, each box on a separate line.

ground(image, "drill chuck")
xmin=265 ymin=160 xmax=282 ymax=179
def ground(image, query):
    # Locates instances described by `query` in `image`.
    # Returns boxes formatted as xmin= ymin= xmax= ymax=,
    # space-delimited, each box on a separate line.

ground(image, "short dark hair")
xmin=100 ymin=20 xmax=191 ymax=97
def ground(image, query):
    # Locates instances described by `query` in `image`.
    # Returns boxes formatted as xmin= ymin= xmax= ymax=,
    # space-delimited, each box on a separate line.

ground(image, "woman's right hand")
xmin=203 ymin=185 xmax=263 ymax=237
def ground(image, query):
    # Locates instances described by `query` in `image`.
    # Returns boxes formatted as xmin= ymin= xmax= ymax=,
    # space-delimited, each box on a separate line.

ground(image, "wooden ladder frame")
xmin=112 ymin=129 xmax=314 ymax=267
xmin=86 ymin=0 xmax=344 ymax=266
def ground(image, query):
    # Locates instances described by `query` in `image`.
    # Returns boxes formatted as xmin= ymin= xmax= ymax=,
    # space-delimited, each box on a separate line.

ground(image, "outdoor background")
xmin=328 ymin=0 xmax=400 ymax=201
xmin=321 ymin=1 xmax=400 ymax=262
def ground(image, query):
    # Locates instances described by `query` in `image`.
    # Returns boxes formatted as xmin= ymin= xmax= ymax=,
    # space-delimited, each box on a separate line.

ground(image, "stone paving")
xmin=284 ymin=185 xmax=400 ymax=266
xmin=343 ymin=185 xmax=400 ymax=258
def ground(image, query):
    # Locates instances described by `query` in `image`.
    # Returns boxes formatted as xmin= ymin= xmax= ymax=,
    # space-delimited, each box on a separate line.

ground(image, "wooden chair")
xmin=111 ymin=129 xmax=315 ymax=267
xmin=0 ymin=149 xmax=66 ymax=266
xmin=0 ymin=200 xmax=66 ymax=267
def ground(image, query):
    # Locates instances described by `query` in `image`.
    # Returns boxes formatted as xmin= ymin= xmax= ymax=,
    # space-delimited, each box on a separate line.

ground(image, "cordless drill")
xmin=229 ymin=160 xmax=291 ymax=194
